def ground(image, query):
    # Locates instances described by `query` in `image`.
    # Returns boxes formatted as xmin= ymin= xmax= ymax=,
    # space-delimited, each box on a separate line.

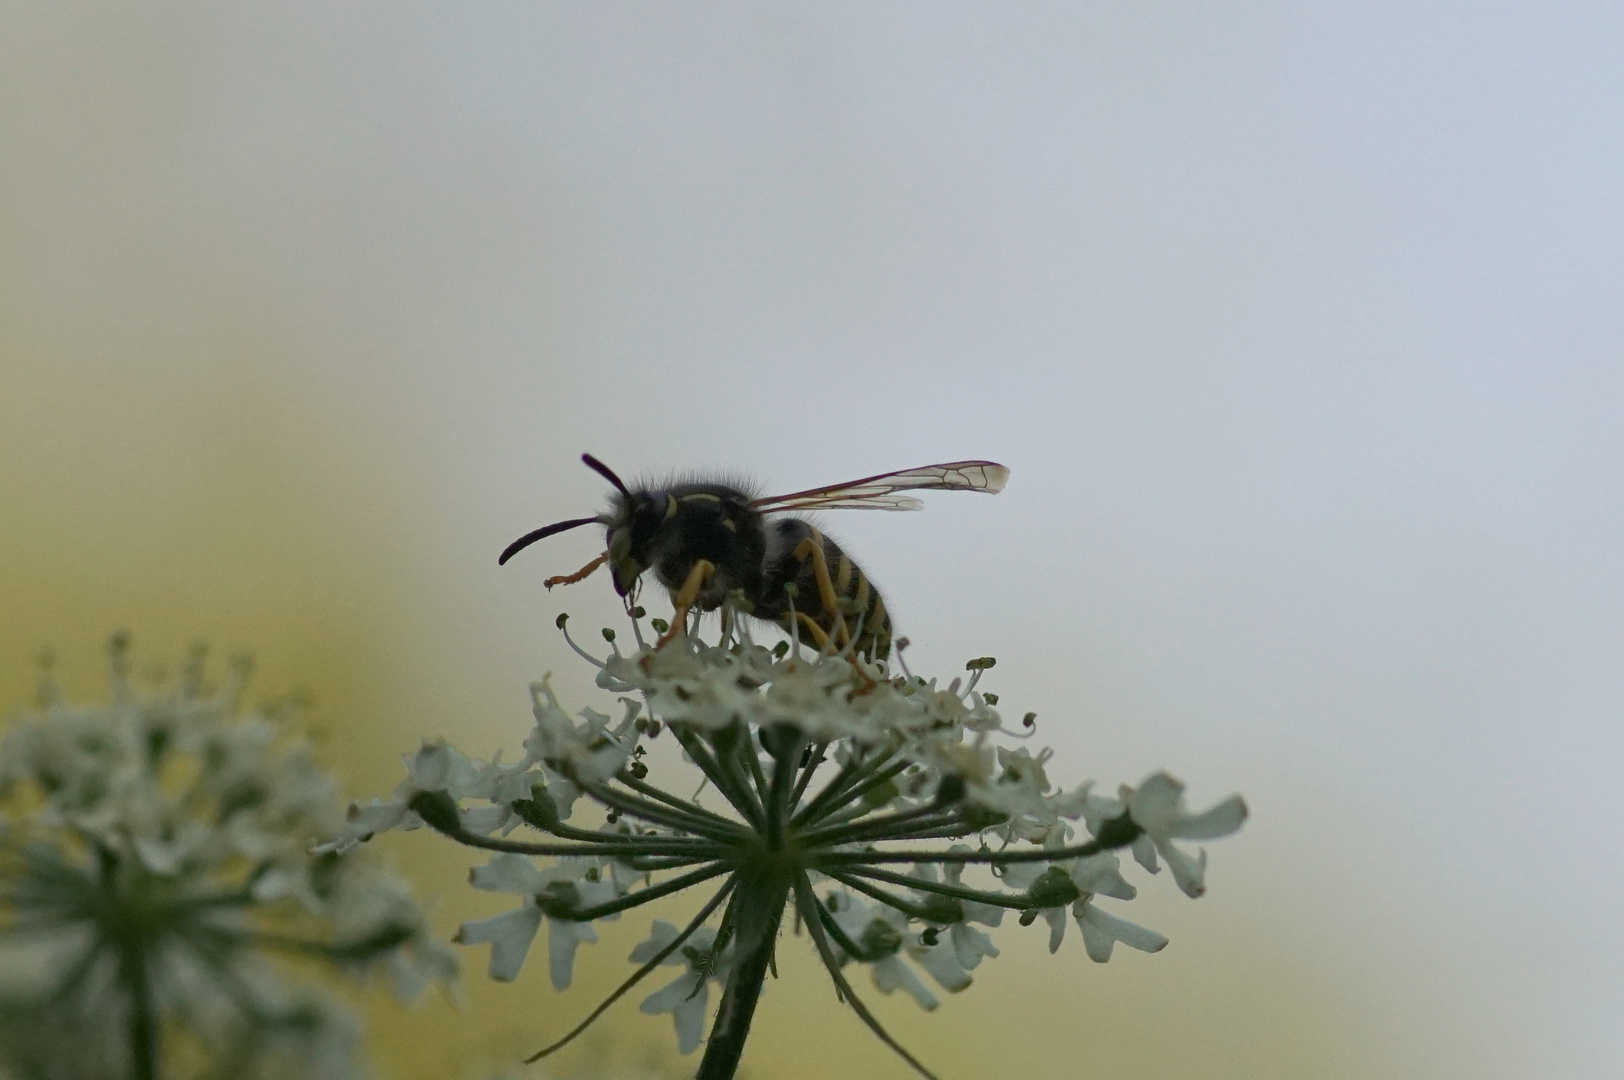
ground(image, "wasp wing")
xmin=750 ymin=460 xmax=1008 ymax=512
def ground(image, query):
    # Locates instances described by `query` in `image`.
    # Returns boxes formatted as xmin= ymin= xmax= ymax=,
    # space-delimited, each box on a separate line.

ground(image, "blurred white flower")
xmin=0 ymin=637 xmax=456 ymax=1080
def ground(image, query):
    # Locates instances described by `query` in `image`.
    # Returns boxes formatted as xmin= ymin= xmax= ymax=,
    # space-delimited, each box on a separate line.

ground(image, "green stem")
xmin=120 ymin=943 xmax=158 ymax=1080
xmin=576 ymin=782 xmax=746 ymax=842
xmin=671 ymin=725 xmax=764 ymax=829
xmin=436 ymin=824 xmax=725 ymax=860
xmin=797 ymin=758 xmax=912 ymax=827
xmin=544 ymin=862 xmax=730 ymax=921
xmin=786 ymin=740 xmax=829 ymax=811
xmin=812 ymin=821 xmax=1143 ymax=864
xmin=739 ymin=734 xmax=773 ymax=811
xmin=791 ymin=746 xmax=897 ymax=826
xmin=793 ymin=872 xmax=940 ymax=1080
xmin=831 ymin=864 xmax=1036 ymax=911
xmin=694 ymin=863 xmax=790 ymax=1080
xmin=798 ymin=805 xmax=958 ymax=847
xmin=820 ymin=869 xmax=944 ymax=922
xmin=764 ymin=733 xmax=803 ymax=850
xmin=613 ymin=771 xmax=744 ymax=831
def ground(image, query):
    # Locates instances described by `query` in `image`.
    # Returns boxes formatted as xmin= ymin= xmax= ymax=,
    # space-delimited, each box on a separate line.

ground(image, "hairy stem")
xmin=694 ymin=863 xmax=790 ymax=1080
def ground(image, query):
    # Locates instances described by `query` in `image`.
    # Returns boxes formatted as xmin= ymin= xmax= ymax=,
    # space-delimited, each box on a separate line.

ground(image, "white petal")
xmin=1131 ymin=833 xmax=1160 ymax=874
xmin=1157 ymin=838 xmax=1209 ymax=898
xmin=1077 ymin=909 xmax=1116 ymax=963
xmin=458 ymin=803 xmax=512 ymax=835
xmin=409 ymin=742 xmax=453 ymax=790
xmin=639 ymin=961 xmax=704 ymax=1013
xmin=672 ymin=982 xmax=710 ymax=1054
xmin=575 ymin=877 xmax=622 ymax=920
xmin=1077 ymin=901 xmax=1168 ymax=958
xmin=548 ymin=917 xmax=599 ymax=990
xmin=1127 ymin=771 xmax=1186 ymax=835
xmin=454 ymin=901 xmax=543 ymax=982
xmin=871 ymin=956 xmax=939 ymax=1010
xmin=469 ymin=852 xmax=549 ymax=894
xmin=997 ymin=862 xmax=1044 ymax=890
xmin=909 ymin=941 xmax=972 ymax=993
xmin=1070 ymin=852 xmax=1136 ymax=901
xmin=962 ymin=899 xmax=1006 ymax=928
xmin=629 ymin=920 xmax=681 ymax=964
xmin=1045 ymin=906 xmax=1068 ymax=954
xmin=1170 ymin=794 xmax=1248 ymax=840
xmin=950 ymin=923 xmax=1000 ymax=970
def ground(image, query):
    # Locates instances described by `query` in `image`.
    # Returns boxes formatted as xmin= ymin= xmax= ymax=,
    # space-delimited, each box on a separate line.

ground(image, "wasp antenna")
xmin=498 ymin=516 xmax=602 ymax=566
xmin=581 ymin=454 xmax=632 ymax=496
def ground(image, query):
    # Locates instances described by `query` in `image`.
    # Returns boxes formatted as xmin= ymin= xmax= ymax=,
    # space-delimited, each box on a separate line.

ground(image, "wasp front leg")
xmin=659 ymin=559 xmax=716 ymax=647
xmin=543 ymin=552 xmax=609 ymax=590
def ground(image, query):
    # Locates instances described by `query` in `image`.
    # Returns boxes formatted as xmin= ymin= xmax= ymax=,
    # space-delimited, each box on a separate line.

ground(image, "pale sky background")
xmin=3 ymin=4 xmax=1621 ymax=1079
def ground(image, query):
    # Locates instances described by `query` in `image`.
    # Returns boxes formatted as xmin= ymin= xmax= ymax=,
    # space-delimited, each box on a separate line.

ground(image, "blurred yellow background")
xmin=4 ymin=4 xmax=1621 ymax=1078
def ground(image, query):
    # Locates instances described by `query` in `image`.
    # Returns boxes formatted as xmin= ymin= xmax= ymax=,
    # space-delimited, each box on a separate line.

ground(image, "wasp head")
xmin=602 ymin=487 xmax=671 ymax=597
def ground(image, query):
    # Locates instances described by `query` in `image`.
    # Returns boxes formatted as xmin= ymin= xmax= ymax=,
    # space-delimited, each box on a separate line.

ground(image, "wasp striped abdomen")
xmin=758 ymin=520 xmax=891 ymax=660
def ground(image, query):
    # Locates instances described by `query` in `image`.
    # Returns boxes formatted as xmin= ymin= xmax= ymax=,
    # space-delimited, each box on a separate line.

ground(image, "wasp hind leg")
xmin=659 ymin=559 xmax=716 ymax=648
xmin=543 ymin=552 xmax=608 ymax=590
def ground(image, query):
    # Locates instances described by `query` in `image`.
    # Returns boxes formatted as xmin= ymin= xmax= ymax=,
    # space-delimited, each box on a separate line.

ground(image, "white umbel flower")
xmin=0 ymin=637 xmax=456 ymax=1080
xmin=336 ymin=610 xmax=1247 ymax=1080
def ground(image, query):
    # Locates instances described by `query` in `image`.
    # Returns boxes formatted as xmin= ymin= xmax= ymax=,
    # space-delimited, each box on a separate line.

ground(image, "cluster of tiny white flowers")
xmin=0 ymin=636 xmax=456 ymax=1080
xmin=336 ymin=608 xmax=1246 ymax=1080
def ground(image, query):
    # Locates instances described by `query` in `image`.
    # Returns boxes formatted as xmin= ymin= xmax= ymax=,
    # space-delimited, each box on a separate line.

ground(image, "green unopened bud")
xmin=858 ymin=918 xmax=903 ymax=960
xmin=1025 ymin=865 xmax=1082 ymax=908
xmin=535 ymin=881 xmax=583 ymax=920
xmin=408 ymin=790 xmax=462 ymax=835
xmin=512 ymin=790 xmax=561 ymax=830
xmin=1094 ymin=810 xmax=1144 ymax=849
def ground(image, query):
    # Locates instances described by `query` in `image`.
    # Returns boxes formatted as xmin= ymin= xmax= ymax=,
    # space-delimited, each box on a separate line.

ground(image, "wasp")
xmin=498 ymin=456 xmax=1009 ymax=659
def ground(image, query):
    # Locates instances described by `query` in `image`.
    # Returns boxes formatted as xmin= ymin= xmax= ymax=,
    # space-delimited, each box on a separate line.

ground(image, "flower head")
xmin=0 ymin=637 xmax=456 ymax=1080
xmin=338 ymin=605 xmax=1247 ymax=1080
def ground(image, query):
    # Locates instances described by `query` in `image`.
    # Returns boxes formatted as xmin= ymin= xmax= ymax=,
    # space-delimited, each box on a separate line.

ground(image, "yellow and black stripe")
xmin=765 ymin=522 xmax=891 ymax=660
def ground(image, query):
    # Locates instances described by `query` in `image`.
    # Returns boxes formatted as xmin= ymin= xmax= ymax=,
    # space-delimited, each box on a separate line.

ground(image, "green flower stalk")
xmin=0 ymin=636 xmax=456 ymax=1080
xmin=328 ymin=611 xmax=1247 ymax=1080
